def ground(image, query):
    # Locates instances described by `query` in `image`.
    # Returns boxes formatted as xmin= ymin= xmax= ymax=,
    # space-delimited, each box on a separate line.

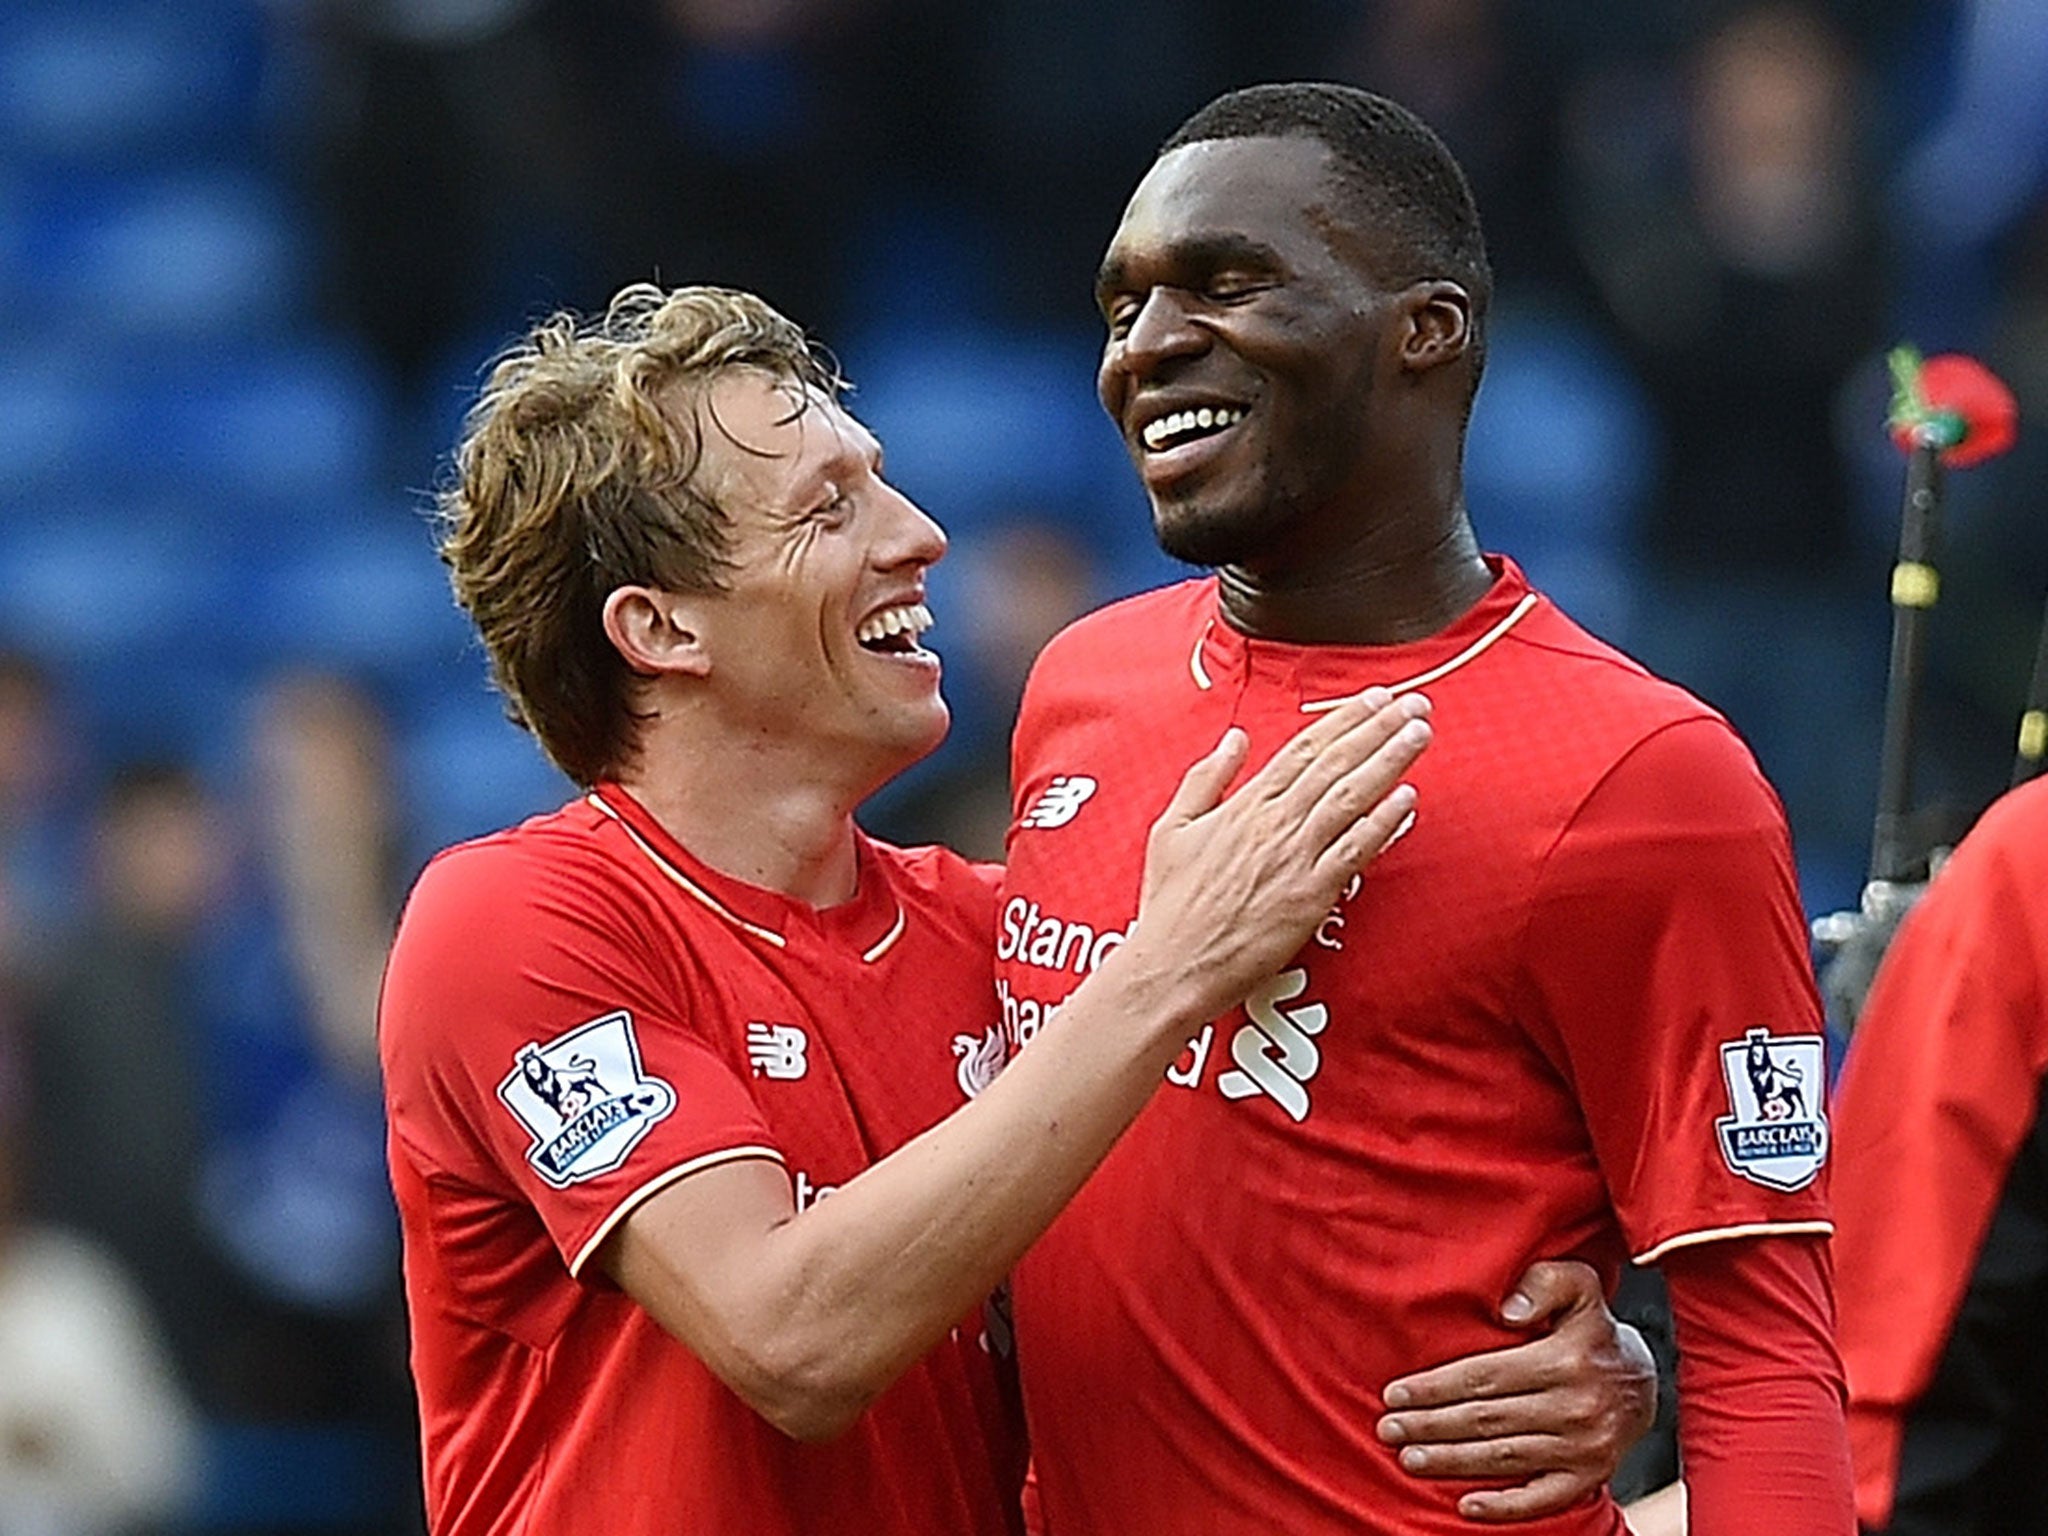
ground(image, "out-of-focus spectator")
xmin=0 ymin=1195 xmax=199 ymax=1536
xmin=4 ymin=769 xmax=201 ymax=1536
xmin=1564 ymin=2 xmax=1892 ymax=902
xmin=194 ymin=673 xmax=402 ymax=1398
xmin=23 ymin=764 xmax=234 ymax=1400
xmin=0 ymin=655 xmax=86 ymax=986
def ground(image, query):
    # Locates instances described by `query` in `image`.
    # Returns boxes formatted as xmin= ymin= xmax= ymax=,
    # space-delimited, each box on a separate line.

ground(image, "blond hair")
xmin=438 ymin=284 xmax=839 ymax=786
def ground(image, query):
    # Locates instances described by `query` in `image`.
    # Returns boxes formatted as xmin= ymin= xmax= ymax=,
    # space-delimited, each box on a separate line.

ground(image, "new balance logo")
xmin=746 ymin=1022 xmax=808 ymax=1080
xmin=1217 ymin=968 xmax=1328 ymax=1123
xmin=1020 ymin=775 xmax=1098 ymax=829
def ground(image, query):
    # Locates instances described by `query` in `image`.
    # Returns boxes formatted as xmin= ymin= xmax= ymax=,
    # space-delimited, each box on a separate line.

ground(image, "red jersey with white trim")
xmin=1000 ymin=560 xmax=1834 ymax=1535
xmin=380 ymin=785 xmax=1024 ymax=1536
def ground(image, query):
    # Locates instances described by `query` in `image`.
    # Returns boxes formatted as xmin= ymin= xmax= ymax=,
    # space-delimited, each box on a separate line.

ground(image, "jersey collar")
xmin=587 ymin=784 xmax=907 ymax=962
xmin=1189 ymin=556 xmax=1542 ymax=710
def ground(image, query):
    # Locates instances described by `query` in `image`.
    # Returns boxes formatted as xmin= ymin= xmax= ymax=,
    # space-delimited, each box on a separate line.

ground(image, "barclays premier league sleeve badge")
xmin=498 ymin=1012 xmax=677 ymax=1187
xmin=1714 ymin=1026 xmax=1828 ymax=1193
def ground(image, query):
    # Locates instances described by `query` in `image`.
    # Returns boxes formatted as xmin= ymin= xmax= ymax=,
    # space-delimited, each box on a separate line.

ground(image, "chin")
xmin=1153 ymin=497 xmax=1270 ymax=569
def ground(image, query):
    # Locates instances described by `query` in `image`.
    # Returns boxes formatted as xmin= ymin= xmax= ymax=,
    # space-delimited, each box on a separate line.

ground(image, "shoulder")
xmin=1506 ymin=596 xmax=1773 ymax=805
xmin=1962 ymin=775 xmax=2048 ymax=865
xmin=1028 ymin=579 xmax=1212 ymax=684
xmin=382 ymin=800 xmax=658 ymax=1069
xmin=396 ymin=797 xmax=640 ymax=947
xmin=1017 ymin=580 xmax=1212 ymax=747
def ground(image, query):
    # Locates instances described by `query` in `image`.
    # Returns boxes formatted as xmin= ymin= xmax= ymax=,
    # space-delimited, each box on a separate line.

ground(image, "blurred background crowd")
xmin=0 ymin=0 xmax=2042 ymax=1531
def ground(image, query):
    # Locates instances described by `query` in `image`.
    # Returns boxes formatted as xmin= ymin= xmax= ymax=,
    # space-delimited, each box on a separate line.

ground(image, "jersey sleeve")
xmin=1518 ymin=717 xmax=1834 ymax=1262
xmin=1661 ymin=1234 xmax=1852 ymax=1534
xmin=380 ymin=840 xmax=780 ymax=1278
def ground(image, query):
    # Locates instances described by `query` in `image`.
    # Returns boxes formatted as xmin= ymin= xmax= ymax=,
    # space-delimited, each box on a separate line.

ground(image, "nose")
xmin=1112 ymin=288 xmax=1208 ymax=381
xmin=877 ymin=481 xmax=948 ymax=570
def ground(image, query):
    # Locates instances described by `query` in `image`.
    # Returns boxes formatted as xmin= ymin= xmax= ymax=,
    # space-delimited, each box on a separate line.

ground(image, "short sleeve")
xmin=1518 ymin=717 xmax=1834 ymax=1262
xmin=380 ymin=840 xmax=780 ymax=1278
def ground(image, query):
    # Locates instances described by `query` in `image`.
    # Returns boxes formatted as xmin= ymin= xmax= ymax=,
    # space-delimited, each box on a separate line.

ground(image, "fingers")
xmin=1383 ymin=1426 xmax=1571 ymax=1481
xmin=1381 ymin=1335 xmax=1572 ymax=1411
xmin=1378 ymin=1387 xmax=1584 ymax=1449
xmin=1620 ymin=1482 xmax=1688 ymax=1536
xmin=1456 ymin=1471 xmax=1595 ymax=1524
xmin=1155 ymin=727 xmax=1251 ymax=833
xmin=1311 ymin=781 xmax=1418 ymax=885
xmin=1288 ymin=703 xmax=1432 ymax=873
xmin=1268 ymin=691 xmax=1430 ymax=819
xmin=1501 ymin=1259 xmax=1603 ymax=1326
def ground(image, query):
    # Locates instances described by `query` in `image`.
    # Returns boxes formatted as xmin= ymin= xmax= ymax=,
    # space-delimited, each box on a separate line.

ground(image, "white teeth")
xmin=1141 ymin=406 xmax=1246 ymax=451
xmin=856 ymin=602 xmax=933 ymax=646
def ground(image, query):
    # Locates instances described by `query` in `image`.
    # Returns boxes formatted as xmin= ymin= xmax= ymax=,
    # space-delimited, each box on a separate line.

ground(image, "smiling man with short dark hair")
xmin=1000 ymin=82 xmax=1853 ymax=1535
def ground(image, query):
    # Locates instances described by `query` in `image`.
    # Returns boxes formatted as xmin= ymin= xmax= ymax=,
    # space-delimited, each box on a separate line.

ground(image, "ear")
xmin=602 ymin=585 xmax=713 ymax=679
xmin=1395 ymin=281 xmax=1473 ymax=375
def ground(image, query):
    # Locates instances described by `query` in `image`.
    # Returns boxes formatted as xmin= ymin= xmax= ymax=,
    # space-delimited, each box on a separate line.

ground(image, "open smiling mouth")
xmin=1141 ymin=405 xmax=1247 ymax=453
xmin=856 ymin=602 xmax=934 ymax=656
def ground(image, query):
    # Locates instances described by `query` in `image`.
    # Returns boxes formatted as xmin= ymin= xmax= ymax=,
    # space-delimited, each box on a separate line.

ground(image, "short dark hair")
xmin=1161 ymin=83 xmax=1493 ymax=336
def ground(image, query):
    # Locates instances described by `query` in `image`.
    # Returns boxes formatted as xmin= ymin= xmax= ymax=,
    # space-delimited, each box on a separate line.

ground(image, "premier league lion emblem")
xmin=499 ymin=1011 xmax=676 ymax=1187
xmin=1715 ymin=1026 xmax=1828 ymax=1192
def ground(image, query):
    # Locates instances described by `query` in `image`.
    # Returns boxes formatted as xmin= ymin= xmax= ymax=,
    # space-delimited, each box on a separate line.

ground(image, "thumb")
xmin=1158 ymin=727 xmax=1250 ymax=830
xmin=1500 ymin=1258 xmax=1603 ymax=1327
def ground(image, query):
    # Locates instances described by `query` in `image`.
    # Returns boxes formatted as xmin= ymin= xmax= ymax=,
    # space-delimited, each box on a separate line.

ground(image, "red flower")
xmin=1887 ymin=349 xmax=2020 ymax=467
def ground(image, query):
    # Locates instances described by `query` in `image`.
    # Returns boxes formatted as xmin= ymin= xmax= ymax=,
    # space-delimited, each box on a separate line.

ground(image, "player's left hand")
xmin=1374 ymin=1258 xmax=1657 ymax=1523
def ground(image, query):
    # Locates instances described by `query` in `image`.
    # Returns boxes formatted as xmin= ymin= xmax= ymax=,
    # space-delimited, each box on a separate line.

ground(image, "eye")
xmin=809 ymin=486 xmax=852 ymax=526
xmin=1205 ymin=273 xmax=1268 ymax=304
xmin=1103 ymin=296 xmax=1140 ymax=341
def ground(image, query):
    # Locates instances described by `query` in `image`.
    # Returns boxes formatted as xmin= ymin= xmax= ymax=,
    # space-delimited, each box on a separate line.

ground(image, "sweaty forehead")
xmin=1098 ymin=135 xmax=1348 ymax=286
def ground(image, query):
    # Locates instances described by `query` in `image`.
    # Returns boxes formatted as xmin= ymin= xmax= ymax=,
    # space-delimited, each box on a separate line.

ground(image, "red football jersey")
xmin=999 ymin=561 xmax=1834 ymax=1535
xmin=1834 ymin=776 xmax=2048 ymax=1528
xmin=380 ymin=785 xmax=1025 ymax=1536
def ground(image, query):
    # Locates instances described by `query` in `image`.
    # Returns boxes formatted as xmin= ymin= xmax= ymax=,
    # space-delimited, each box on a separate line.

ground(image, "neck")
xmin=614 ymin=729 xmax=869 ymax=909
xmin=1216 ymin=506 xmax=1492 ymax=645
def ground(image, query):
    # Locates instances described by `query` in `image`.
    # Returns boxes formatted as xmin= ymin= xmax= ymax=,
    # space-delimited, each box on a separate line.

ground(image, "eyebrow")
xmin=1095 ymin=232 xmax=1286 ymax=300
xmin=780 ymin=430 xmax=884 ymax=516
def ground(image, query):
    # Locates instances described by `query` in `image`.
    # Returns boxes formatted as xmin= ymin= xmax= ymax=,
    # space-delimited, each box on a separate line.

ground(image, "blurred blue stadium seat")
xmin=0 ymin=347 xmax=98 ymax=489
xmin=0 ymin=505 xmax=230 ymax=662
xmin=189 ymin=1418 xmax=407 ymax=1534
xmin=0 ymin=0 xmax=267 ymax=171
xmin=112 ymin=341 xmax=389 ymax=503
xmin=0 ymin=168 xmax=308 ymax=344
xmin=837 ymin=324 xmax=1179 ymax=595
xmin=245 ymin=518 xmax=472 ymax=681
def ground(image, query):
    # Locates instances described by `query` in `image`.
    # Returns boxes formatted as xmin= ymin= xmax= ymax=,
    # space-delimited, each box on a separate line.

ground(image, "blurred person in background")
xmin=382 ymin=281 xmax=1656 ymax=1535
xmin=0 ymin=655 xmax=86 ymax=991
xmin=1560 ymin=1 xmax=1890 ymax=901
xmin=26 ymin=705 xmax=411 ymax=1532
xmin=24 ymin=764 xmax=237 ymax=1403
xmin=869 ymin=517 xmax=1100 ymax=859
xmin=5 ymin=766 xmax=205 ymax=1535
xmin=0 ymin=1012 xmax=199 ymax=1536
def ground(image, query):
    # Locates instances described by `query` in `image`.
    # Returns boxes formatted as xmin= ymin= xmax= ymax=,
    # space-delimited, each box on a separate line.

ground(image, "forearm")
xmin=1663 ymin=1235 xmax=1852 ymax=1534
xmin=614 ymin=695 xmax=1430 ymax=1436
xmin=618 ymin=939 xmax=1211 ymax=1436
